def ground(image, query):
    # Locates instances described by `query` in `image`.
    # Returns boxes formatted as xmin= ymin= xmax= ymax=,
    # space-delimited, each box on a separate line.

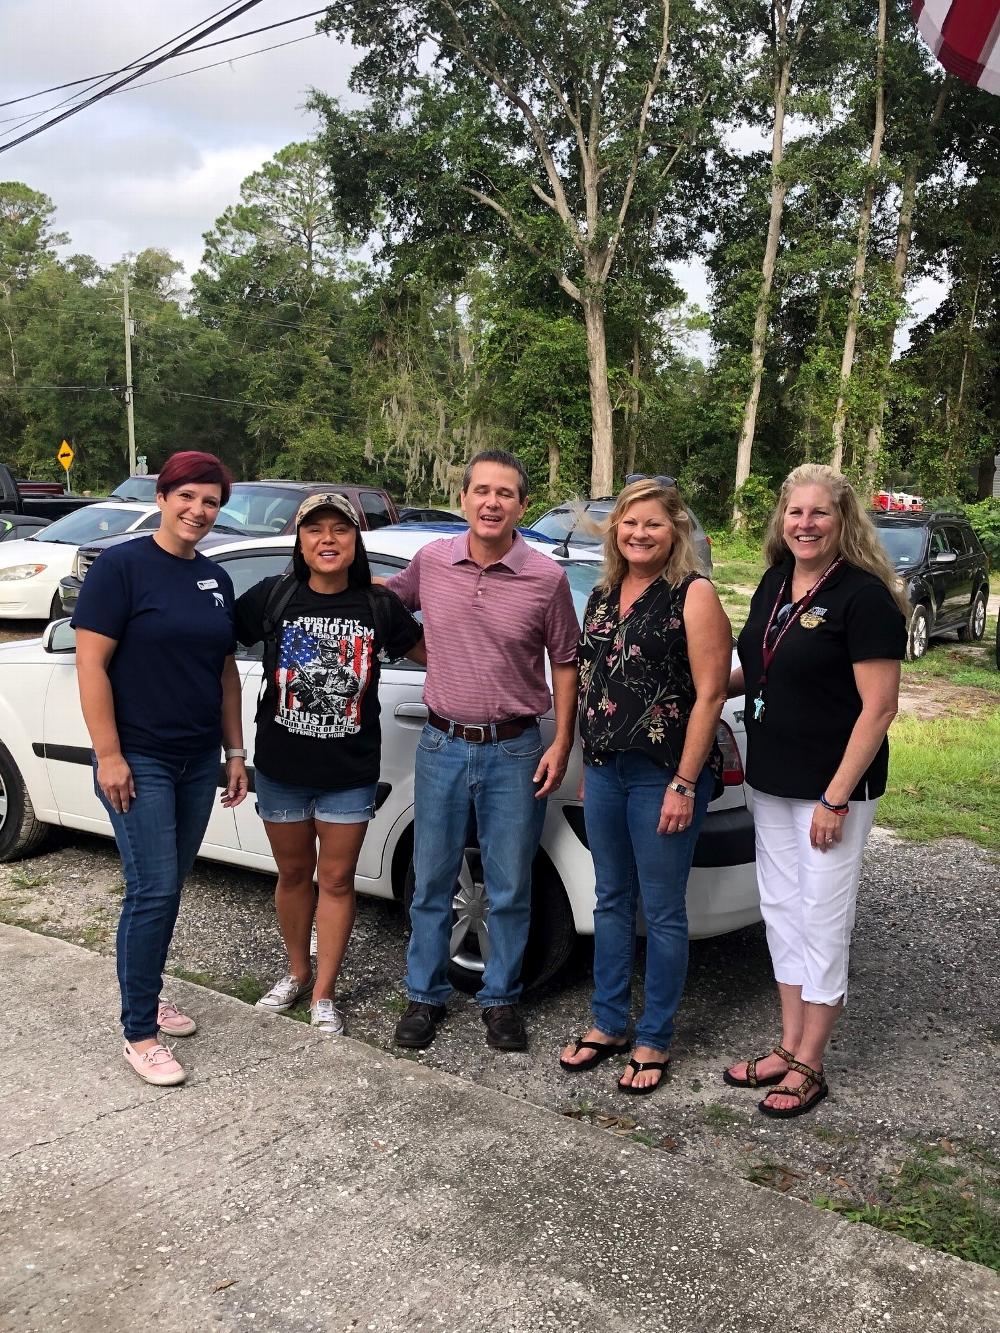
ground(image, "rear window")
xmin=218 ymin=486 xmax=300 ymax=536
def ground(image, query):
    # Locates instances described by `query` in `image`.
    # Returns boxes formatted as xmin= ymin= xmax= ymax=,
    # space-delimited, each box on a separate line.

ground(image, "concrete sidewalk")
xmin=1 ymin=925 xmax=997 ymax=1333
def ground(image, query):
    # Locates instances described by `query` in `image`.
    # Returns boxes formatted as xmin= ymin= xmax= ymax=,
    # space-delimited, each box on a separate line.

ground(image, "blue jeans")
xmin=94 ymin=749 xmax=219 ymax=1042
xmin=584 ymin=754 xmax=712 ymax=1051
xmin=406 ymin=722 xmax=547 ymax=1007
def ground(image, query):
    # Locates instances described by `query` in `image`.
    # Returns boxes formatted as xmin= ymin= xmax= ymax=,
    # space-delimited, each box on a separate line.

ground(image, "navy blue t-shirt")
xmin=72 ymin=536 xmax=237 ymax=760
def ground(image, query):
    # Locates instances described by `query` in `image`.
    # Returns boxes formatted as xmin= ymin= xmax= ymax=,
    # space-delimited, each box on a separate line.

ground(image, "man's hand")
xmin=533 ymin=743 xmax=570 ymax=798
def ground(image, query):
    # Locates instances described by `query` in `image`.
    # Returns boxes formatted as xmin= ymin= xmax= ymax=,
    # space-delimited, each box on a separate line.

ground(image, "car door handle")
xmin=394 ymin=704 xmax=429 ymax=725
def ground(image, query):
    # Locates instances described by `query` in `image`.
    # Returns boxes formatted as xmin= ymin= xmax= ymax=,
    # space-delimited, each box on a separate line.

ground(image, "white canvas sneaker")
xmin=310 ymin=999 xmax=345 ymax=1036
xmin=256 ymin=973 xmax=313 ymax=1014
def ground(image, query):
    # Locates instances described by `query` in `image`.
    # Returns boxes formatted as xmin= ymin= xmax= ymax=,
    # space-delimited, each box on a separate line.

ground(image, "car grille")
xmin=74 ymin=548 xmax=101 ymax=581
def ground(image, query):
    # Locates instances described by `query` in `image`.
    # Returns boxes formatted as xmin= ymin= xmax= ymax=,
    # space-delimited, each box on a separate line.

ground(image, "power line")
xmin=0 ymin=10 xmax=328 ymax=112
xmin=0 ymin=0 xmax=269 ymax=156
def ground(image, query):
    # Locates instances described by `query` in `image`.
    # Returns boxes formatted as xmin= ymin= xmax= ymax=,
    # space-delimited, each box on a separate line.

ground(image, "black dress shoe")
xmin=394 ymin=1001 xmax=447 ymax=1049
xmin=482 ymin=1005 xmax=527 ymax=1051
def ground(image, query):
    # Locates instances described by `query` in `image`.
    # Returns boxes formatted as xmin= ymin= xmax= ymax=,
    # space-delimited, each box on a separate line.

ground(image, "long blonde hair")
xmin=595 ymin=478 xmax=703 ymax=593
xmin=763 ymin=464 xmax=910 ymax=615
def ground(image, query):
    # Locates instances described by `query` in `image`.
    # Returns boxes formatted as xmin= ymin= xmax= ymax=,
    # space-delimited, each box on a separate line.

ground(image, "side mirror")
xmin=932 ymin=551 xmax=957 ymax=565
xmin=43 ymin=618 xmax=77 ymax=653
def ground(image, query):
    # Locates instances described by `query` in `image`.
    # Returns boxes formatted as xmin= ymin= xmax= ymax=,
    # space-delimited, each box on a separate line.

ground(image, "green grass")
xmin=902 ymin=631 xmax=999 ymax=694
xmin=167 ymin=966 xmax=265 ymax=1007
xmin=816 ymin=1145 xmax=1000 ymax=1270
xmin=8 ymin=870 xmax=48 ymax=890
xmin=703 ymin=1102 xmax=744 ymax=1130
xmin=881 ymin=712 xmax=1000 ymax=850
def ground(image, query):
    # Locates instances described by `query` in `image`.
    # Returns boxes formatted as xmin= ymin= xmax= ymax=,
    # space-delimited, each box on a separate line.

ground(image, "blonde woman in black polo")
xmin=725 ymin=465 xmax=907 ymax=1118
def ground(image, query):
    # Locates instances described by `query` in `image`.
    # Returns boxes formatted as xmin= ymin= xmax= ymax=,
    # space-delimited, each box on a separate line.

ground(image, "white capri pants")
xmin=750 ymin=789 xmax=878 ymax=1006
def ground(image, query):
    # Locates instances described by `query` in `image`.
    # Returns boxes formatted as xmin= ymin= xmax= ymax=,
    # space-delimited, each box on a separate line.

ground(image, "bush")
xmin=963 ymin=498 xmax=1000 ymax=566
xmin=733 ymin=475 xmax=777 ymax=536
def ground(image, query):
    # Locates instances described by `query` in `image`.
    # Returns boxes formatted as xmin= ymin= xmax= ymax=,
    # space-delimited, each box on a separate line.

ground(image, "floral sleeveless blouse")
xmin=578 ymin=572 xmax=723 ymax=795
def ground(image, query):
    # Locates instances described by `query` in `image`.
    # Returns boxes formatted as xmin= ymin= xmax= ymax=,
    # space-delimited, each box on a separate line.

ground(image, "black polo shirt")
xmin=737 ymin=560 xmax=906 ymax=801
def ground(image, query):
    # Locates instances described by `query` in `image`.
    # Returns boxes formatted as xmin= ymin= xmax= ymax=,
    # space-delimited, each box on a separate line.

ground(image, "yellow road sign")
xmin=57 ymin=440 xmax=74 ymax=470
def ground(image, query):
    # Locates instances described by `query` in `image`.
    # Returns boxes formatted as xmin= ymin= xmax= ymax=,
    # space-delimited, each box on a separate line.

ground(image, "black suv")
xmin=873 ymin=511 xmax=990 ymax=660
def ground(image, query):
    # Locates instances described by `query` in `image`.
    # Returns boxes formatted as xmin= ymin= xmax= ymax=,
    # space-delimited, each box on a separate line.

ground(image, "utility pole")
xmin=123 ymin=273 xmax=137 ymax=476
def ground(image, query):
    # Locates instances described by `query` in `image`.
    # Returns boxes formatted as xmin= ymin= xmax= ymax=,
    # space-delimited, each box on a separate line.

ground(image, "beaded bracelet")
xmin=819 ymin=793 xmax=849 ymax=815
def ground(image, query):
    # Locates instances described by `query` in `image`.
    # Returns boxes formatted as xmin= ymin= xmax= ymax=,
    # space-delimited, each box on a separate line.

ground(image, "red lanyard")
xmin=752 ymin=558 xmax=842 ymax=722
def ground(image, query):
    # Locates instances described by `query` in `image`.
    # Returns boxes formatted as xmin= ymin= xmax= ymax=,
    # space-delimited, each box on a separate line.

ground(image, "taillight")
xmin=716 ymin=721 xmax=744 ymax=786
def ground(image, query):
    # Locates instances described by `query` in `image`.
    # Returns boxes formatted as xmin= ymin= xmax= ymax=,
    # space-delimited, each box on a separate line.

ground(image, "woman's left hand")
xmin=221 ymin=758 xmax=249 ymax=808
xmin=658 ymin=788 xmax=695 ymax=836
xmin=810 ymin=804 xmax=845 ymax=852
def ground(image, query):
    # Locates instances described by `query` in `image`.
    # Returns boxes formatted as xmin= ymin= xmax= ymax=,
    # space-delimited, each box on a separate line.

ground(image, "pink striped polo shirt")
xmin=385 ymin=531 xmax=579 ymax=723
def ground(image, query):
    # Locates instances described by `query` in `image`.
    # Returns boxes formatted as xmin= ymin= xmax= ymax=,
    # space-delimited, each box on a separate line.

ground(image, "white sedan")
xmin=0 ymin=528 xmax=760 ymax=991
xmin=0 ymin=503 xmax=159 ymax=620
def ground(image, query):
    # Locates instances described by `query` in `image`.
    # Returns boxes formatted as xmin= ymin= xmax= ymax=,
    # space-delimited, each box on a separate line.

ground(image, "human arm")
xmin=404 ymin=638 xmax=427 ymax=666
xmin=533 ymin=660 xmax=578 ymax=798
xmin=728 ymin=664 xmax=744 ymax=697
xmin=75 ymin=628 xmax=134 ymax=814
xmin=383 ymin=550 xmax=421 ymax=611
xmin=220 ymin=654 xmax=248 ymax=808
xmin=658 ymin=580 xmax=732 ymax=836
xmin=810 ymin=658 xmax=899 ymax=851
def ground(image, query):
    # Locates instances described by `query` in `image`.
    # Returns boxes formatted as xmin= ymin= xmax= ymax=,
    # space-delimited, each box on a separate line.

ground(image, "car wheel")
xmin=403 ymin=847 xmax=576 ymax=994
xmin=48 ymin=590 xmax=63 ymax=621
xmin=906 ymin=604 xmax=930 ymax=661
xmin=957 ymin=590 xmax=987 ymax=643
xmin=0 ymin=742 xmax=49 ymax=862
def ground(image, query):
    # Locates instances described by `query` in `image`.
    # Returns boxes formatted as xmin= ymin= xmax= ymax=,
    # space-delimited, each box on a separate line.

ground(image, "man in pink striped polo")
xmin=386 ymin=451 xmax=579 ymax=1051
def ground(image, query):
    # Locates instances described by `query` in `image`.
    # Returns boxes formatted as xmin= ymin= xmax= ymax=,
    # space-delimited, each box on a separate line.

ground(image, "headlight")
xmin=0 ymin=563 xmax=47 ymax=581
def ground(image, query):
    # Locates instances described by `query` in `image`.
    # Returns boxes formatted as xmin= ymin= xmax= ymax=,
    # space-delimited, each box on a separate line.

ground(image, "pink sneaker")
xmin=123 ymin=1041 xmax=186 ymax=1087
xmin=157 ymin=998 xmax=197 ymax=1037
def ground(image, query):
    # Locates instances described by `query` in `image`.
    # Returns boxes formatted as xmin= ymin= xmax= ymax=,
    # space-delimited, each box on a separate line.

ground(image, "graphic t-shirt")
xmin=71 ymin=535 xmax=237 ymax=760
xmin=234 ymin=578 xmax=422 ymax=790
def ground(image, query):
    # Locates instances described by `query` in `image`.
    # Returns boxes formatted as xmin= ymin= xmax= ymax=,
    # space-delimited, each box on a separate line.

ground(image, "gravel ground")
xmin=3 ymin=822 xmax=997 ymax=1229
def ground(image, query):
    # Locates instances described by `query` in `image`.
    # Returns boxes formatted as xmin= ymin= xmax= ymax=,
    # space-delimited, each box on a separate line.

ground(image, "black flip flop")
xmin=617 ymin=1056 xmax=669 ymax=1096
xmin=559 ymin=1038 xmax=630 ymax=1073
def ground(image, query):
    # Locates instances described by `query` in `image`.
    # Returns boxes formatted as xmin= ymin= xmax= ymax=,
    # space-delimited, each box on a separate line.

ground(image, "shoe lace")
xmin=158 ymin=999 xmax=182 ymax=1020
xmin=270 ymin=974 xmax=302 ymax=1000
xmin=313 ymin=999 xmax=337 ymax=1016
xmin=142 ymin=1043 xmax=176 ymax=1066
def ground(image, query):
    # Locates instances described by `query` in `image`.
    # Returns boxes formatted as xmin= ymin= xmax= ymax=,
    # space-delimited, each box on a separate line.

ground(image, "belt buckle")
xmin=463 ymin=724 xmax=486 ymax=743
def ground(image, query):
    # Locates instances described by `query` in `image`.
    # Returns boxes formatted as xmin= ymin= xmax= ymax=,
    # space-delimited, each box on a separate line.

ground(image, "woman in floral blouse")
xmin=560 ymin=478 xmax=732 ymax=1094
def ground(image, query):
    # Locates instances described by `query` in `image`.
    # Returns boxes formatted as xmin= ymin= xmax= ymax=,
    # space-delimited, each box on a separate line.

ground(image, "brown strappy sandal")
xmin=758 ymin=1058 xmax=829 ymax=1119
xmin=722 ymin=1044 xmax=793 ymax=1089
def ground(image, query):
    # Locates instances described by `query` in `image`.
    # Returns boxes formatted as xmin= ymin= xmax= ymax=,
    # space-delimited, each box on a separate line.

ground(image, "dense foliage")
xmin=1 ymin=2 xmax=998 ymax=520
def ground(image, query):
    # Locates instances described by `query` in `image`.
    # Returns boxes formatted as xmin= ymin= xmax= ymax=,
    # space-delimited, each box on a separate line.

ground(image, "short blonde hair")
xmin=595 ymin=478 xmax=703 ymax=593
xmin=764 ymin=464 xmax=910 ymax=615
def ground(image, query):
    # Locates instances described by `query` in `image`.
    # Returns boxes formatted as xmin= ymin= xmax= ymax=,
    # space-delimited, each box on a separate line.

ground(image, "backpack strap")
xmin=260 ymin=572 xmax=300 ymax=682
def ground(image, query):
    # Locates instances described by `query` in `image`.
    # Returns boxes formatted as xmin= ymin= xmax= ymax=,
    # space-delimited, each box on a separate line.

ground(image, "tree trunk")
xmin=831 ymin=0 xmax=887 ymax=473
xmin=861 ymin=80 xmax=949 ymax=485
xmin=583 ymin=285 xmax=615 ymax=497
xmin=624 ymin=330 xmax=642 ymax=478
xmin=548 ymin=438 xmax=560 ymax=494
xmin=945 ymin=262 xmax=983 ymax=478
xmin=732 ymin=5 xmax=795 ymax=525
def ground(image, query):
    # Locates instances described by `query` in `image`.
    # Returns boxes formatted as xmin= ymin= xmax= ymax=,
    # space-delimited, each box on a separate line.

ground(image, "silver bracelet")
xmin=224 ymin=747 xmax=247 ymax=761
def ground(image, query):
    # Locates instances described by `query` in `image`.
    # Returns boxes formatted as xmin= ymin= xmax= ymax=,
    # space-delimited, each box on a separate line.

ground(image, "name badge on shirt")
xmin=197 ymin=578 xmax=219 ymax=590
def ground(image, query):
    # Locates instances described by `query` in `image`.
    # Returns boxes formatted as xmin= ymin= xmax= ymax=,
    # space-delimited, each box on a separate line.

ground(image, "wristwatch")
xmin=224 ymin=748 xmax=247 ymax=761
xmin=667 ymin=779 xmax=696 ymax=799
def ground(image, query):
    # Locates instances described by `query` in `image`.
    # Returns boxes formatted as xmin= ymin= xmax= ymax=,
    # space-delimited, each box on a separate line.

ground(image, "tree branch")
xmin=459 ymin=184 xmax=582 ymax=301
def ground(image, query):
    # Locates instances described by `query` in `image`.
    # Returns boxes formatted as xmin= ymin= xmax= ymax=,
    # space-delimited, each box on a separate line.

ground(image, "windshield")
xmin=111 ymin=476 xmax=158 ymax=502
xmin=560 ymin=559 xmax=604 ymax=622
xmin=876 ymin=526 xmax=925 ymax=567
xmin=532 ymin=509 xmax=604 ymax=547
xmin=32 ymin=505 xmax=146 ymax=545
xmin=218 ymin=484 xmax=300 ymax=536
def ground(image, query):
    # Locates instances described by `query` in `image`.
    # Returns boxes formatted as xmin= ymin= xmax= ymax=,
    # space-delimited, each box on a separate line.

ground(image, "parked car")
xmin=0 ymin=462 xmax=102 ymax=523
xmin=397 ymin=506 xmax=466 ymax=525
xmin=110 ymin=475 xmax=159 ymax=503
xmin=0 ymin=528 xmax=758 ymax=993
xmin=0 ymin=503 xmax=159 ymax=621
xmin=0 ymin=515 xmax=51 ymax=542
xmin=534 ymin=486 xmax=713 ymax=573
xmin=872 ymin=510 xmax=990 ymax=660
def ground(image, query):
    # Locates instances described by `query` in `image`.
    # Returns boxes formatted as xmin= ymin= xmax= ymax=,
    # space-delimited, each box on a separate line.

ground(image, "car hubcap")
xmin=912 ymin=615 xmax=927 ymax=656
xmin=451 ymin=852 xmax=489 ymax=975
xmin=974 ymin=600 xmax=986 ymax=637
xmin=0 ymin=773 xmax=6 ymax=830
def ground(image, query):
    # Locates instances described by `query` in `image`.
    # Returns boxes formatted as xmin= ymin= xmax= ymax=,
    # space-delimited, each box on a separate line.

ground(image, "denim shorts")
xmin=254 ymin=770 xmax=377 ymax=825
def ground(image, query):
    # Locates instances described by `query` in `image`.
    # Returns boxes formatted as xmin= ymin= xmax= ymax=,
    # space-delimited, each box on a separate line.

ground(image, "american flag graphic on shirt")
xmin=274 ymin=615 xmax=374 ymax=739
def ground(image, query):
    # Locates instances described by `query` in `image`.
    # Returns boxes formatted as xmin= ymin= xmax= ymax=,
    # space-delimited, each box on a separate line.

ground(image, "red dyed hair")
xmin=155 ymin=451 xmax=233 ymax=505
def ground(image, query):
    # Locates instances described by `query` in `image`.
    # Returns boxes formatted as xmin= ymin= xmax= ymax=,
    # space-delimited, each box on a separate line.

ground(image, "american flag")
xmin=278 ymin=623 xmax=320 ymax=714
xmin=276 ymin=622 xmax=371 ymax=729
xmin=913 ymin=1 xmax=1000 ymax=93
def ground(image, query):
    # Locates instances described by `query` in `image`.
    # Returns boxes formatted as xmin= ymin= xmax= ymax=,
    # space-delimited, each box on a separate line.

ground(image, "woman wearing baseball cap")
xmin=234 ymin=494 xmax=425 ymax=1036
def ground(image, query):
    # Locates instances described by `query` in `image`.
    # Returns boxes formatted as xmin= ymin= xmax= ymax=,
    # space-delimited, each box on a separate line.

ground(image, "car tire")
xmin=48 ymin=590 xmax=63 ymax=622
xmin=0 ymin=742 xmax=49 ymax=862
xmin=403 ymin=847 xmax=576 ymax=995
xmin=906 ymin=604 xmax=930 ymax=661
xmin=957 ymin=590 xmax=987 ymax=643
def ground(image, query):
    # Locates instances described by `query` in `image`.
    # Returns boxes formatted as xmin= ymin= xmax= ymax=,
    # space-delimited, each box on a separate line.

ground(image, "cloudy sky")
xmin=1 ymin=0 xmax=939 ymax=347
xmin=1 ymin=0 xmax=358 ymax=277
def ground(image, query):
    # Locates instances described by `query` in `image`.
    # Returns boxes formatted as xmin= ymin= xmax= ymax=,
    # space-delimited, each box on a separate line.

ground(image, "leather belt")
xmin=427 ymin=709 xmax=537 ymax=744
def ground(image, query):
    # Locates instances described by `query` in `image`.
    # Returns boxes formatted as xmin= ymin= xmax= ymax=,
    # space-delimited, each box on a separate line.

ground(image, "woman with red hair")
xmin=74 ymin=451 xmax=249 ymax=1087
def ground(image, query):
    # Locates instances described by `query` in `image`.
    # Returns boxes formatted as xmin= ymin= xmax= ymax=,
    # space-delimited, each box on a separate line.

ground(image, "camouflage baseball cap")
xmin=294 ymin=492 xmax=360 ymax=528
